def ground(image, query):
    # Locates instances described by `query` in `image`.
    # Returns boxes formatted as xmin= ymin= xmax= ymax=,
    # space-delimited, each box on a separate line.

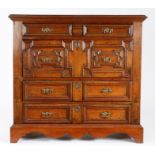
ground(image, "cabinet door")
xmin=23 ymin=39 xmax=133 ymax=78
xmin=83 ymin=40 xmax=133 ymax=78
xmin=23 ymin=40 xmax=72 ymax=78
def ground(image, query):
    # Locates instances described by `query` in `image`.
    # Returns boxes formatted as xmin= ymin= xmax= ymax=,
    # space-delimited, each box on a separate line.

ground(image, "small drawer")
xmin=24 ymin=104 xmax=71 ymax=123
xmin=23 ymin=81 xmax=72 ymax=101
xmin=23 ymin=24 xmax=72 ymax=36
xmin=84 ymin=104 xmax=130 ymax=124
xmin=83 ymin=81 xmax=132 ymax=101
xmin=83 ymin=25 xmax=133 ymax=37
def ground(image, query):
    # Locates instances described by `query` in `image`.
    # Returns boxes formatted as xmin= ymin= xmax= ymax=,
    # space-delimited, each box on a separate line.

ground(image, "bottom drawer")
xmin=24 ymin=104 xmax=71 ymax=123
xmin=84 ymin=104 xmax=131 ymax=124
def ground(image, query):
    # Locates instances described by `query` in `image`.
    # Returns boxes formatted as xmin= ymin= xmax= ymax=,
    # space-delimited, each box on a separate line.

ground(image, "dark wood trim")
xmin=9 ymin=15 xmax=147 ymax=24
xmin=131 ymin=22 xmax=142 ymax=124
xmin=13 ymin=21 xmax=23 ymax=123
xmin=10 ymin=124 xmax=143 ymax=143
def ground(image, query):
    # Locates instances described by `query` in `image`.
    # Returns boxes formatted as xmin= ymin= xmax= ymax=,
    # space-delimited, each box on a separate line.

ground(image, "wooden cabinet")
xmin=9 ymin=15 xmax=146 ymax=143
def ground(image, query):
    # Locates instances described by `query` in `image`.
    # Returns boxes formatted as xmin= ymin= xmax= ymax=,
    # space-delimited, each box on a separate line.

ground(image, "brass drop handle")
xmin=100 ymin=111 xmax=111 ymax=118
xmin=41 ymin=112 xmax=53 ymax=118
xmin=100 ymin=88 xmax=112 ymax=93
xmin=41 ymin=88 xmax=54 ymax=95
xmin=103 ymin=57 xmax=111 ymax=63
xmin=74 ymin=106 xmax=80 ymax=112
xmin=102 ymin=27 xmax=113 ymax=34
xmin=41 ymin=57 xmax=52 ymax=63
xmin=41 ymin=27 xmax=53 ymax=33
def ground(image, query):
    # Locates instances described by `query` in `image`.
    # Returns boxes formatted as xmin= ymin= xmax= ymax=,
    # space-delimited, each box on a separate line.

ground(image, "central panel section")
xmin=68 ymin=40 xmax=87 ymax=77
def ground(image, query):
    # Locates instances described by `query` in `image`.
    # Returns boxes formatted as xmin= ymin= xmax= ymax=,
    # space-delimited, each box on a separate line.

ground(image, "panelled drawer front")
xmin=24 ymin=104 xmax=71 ymax=123
xmin=23 ymin=81 xmax=72 ymax=101
xmin=84 ymin=104 xmax=131 ymax=124
xmin=83 ymin=81 xmax=132 ymax=101
xmin=23 ymin=40 xmax=72 ymax=78
xmin=23 ymin=24 xmax=72 ymax=36
xmin=83 ymin=39 xmax=132 ymax=78
xmin=84 ymin=25 xmax=133 ymax=37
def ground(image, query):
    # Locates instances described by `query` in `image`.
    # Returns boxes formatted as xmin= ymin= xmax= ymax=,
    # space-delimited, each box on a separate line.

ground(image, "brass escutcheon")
xmin=74 ymin=41 xmax=80 ymax=48
xmin=75 ymin=82 xmax=81 ymax=89
xmin=74 ymin=106 xmax=80 ymax=112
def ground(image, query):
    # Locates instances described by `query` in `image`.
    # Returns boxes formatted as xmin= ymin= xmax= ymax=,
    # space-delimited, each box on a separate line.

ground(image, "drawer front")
xmin=24 ymin=104 xmax=71 ymax=123
xmin=23 ymin=40 xmax=72 ymax=78
xmin=23 ymin=24 xmax=72 ymax=36
xmin=84 ymin=104 xmax=130 ymax=123
xmin=23 ymin=81 xmax=72 ymax=101
xmin=83 ymin=39 xmax=132 ymax=78
xmin=83 ymin=81 xmax=132 ymax=101
xmin=83 ymin=25 xmax=133 ymax=37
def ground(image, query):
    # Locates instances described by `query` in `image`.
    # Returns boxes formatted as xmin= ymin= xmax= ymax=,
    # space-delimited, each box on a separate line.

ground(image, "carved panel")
xmin=23 ymin=40 xmax=72 ymax=77
xmin=92 ymin=49 xmax=125 ymax=68
xmin=83 ymin=40 xmax=132 ymax=78
xmin=32 ymin=49 xmax=64 ymax=68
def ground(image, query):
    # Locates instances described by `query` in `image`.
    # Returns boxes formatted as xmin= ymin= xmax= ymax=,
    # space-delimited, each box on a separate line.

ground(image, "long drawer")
xmin=24 ymin=103 xmax=130 ymax=124
xmin=23 ymin=24 xmax=72 ymax=36
xmin=24 ymin=104 xmax=72 ymax=123
xmin=83 ymin=104 xmax=131 ymax=124
xmin=23 ymin=81 xmax=72 ymax=101
xmin=83 ymin=81 xmax=132 ymax=101
xmin=83 ymin=24 xmax=133 ymax=37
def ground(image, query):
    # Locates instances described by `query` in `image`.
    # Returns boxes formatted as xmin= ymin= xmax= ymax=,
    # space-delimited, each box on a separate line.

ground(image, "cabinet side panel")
xmin=13 ymin=21 xmax=23 ymax=123
xmin=132 ymin=22 xmax=142 ymax=124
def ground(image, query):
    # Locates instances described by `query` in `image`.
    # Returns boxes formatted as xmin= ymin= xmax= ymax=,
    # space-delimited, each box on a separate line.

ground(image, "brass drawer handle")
xmin=103 ymin=57 xmax=111 ymax=63
xmin=41 ymin=27 xmax=53 ymax=33
xmin=41 ymin=57 xmax=52 ymax=63
xmin=41 ymin=112 xmax=53 ymax=118
xmin=100 ymin=88 xmax=112 ymax=93
xmin=41 ymin=88 xmax=54 ymax=95
xmin=102 ymin=27 xmax=113 ymax=34
xmin=100 ymin=111 xmax=111 ymax=118
xmin=74 ymin=106 xmax=80 ymax=112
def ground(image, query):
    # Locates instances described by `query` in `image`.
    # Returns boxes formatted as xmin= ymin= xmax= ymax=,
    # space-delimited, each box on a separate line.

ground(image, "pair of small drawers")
xmin=23 ymin=81 xmax=131 ymax=124
xmin=23 ymin=24 xmax=133 ymax=37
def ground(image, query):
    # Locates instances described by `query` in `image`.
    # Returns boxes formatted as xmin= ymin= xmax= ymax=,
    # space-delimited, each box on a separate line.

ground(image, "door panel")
xmin=23 ymin=40 xmax=72 ymax=77
xmin=83 ymin=40 xmax=132 ymax=78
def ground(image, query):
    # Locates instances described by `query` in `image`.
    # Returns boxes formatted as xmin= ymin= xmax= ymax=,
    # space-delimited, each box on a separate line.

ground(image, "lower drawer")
xmin=24 ymin=104 xmax=72 ymax=123
xmin=84 ymin=104 xmax=131 ymax=124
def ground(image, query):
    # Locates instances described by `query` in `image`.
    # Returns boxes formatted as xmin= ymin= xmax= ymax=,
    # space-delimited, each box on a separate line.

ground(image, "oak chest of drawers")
xmin=9 ymin=15 xmax=147 ymax=143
